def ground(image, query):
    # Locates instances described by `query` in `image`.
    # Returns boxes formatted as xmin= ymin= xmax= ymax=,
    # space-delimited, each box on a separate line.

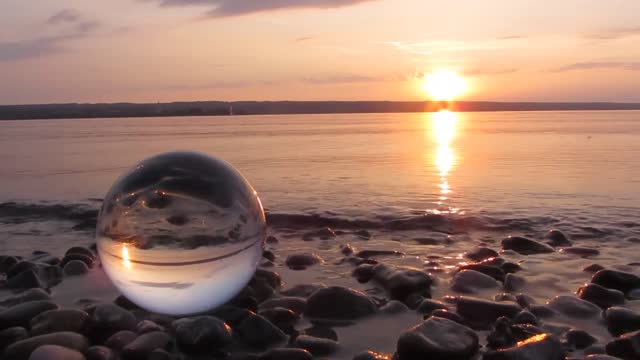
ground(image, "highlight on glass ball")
xmin=96 ymin=152 xmax=266 ymax=316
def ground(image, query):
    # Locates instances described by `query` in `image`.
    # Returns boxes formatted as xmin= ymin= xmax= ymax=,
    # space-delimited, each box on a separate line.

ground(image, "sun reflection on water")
xmin=428 ymin=110 xmax=461 ymax=214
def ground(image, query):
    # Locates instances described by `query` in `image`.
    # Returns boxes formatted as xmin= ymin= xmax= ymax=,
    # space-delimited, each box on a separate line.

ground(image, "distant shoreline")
xmin=1 ymin=100 xmax=640 ymax=120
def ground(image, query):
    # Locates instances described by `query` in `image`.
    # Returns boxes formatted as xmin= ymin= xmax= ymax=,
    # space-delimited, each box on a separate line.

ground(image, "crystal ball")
xmin=96 ymin=152 xmax=266 ymax=315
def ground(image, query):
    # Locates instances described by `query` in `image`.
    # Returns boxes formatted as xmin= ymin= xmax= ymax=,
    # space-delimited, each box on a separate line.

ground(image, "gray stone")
xmin=90 ymin=304 xmax=136 ymax=340
xmin=456 ymin=297 xmax=521 ymax=329
xmin=30 ymin=309 xmax=89 ymax=336
xmin=545 ymin=230 xmax=572 ymax=247
xmin=504 ymin=274 xmax=526 ymax=292
xmin=63 ymin=260 xmax=89 ymax=276
xmin=173 ymin=316 xmax=232 ymax=353
xmin=285 ymin=253 xmax=323 ymax=270
xmin=293 ymin=335 xmax=339 ymax=356
xmin=371 ymin=264 xmax=434 ymax=301
xmin=452 ymin=270 xmax=500 ymax=293
xmin=604 ymin=307 xmax=640 ymax=337
xmin=0 ymin=301 xmax=59 ymax=330
xmin=306 ymin=286 xmax=376 ymax=320
xmin=591 ymin=269 xmax=640 ymax=295
xmin=0 ymin=289 xmax=50 ymax=308
xmin=259 ymin=348 xmax=313 ymax=360
xmin=483 ymin=333 xmax=565 ymax=360
xmin=28 ymin=345 xmax=85 ymax=360
xmin=578 ymin=283 xmax=626 ymax=309
xmin=121 ymin=331 xmax=170 ymax=360
xmin=3 ymin=332 xmax=89 ymax=360
xmin=547 ymin=296 xmax=601 ymax=318
xmin=397 ymin=316 xmax=479 ymax=360
xmin=502 ymin=236 xmax=554 ymax=255
xmin=606 ymin=330 xmax=640 ymax=360
xmin=104 ymin=330 xmax=137 ymax=351
xmin=464 ymin=247 xmax=499 ymax=262
xmin=85 ymin=346 xmax=116 ymax=360
xmin=236 ymin=313 xmax=287 ymax=348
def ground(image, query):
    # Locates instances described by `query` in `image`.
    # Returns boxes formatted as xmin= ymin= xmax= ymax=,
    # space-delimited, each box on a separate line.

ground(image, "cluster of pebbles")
xmin=1 ymin=228 xmax=640 ymax=360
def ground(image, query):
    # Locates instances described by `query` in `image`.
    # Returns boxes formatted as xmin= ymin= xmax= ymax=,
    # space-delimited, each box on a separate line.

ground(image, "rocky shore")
xmin=2 ymin=226 xmax=640 ymax=359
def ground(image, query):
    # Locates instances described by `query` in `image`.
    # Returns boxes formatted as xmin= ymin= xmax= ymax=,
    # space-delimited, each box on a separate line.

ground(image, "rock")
xmin=483 ymin=333 xmax=565 ymax=360
xmin=302 ymin=228 xmax=336 ymax=241
xmin=253 ymin=269 xmax=282 ymax=289
xmin=355 ymin=250 xmax=404 ymax=259
xmin=430 ymin=309 xmax=465 ymax=324
xmin=113 ymin=295 xmax=139 ymax=311
xmin=6 ymin=262 xmax=39 ymax=278
xmin=502 ymin=262 xmax=522 ymax=274
xmin=397 ymin=316 xmax=479 ymax=360
xmin=301 ymin=325 xmax=338 ymax=341
xmin=495 ymin=293 xmax=518 ymax=302
xmin=65 ymin=247 xmax=95 ymax=259
xmin=591 ymin=269 xmax=640 ymax=295
xmin=340 ymin=244 xmax=355 ymax=256
xmin=515 ymin=294 xmax=535 ymax=308
xmin=565 ymin=329 xmax=597 ymax=349
xmin=0 ymin=327 xmax=28 ymax=351
xmin=260 ymin=297 xmax=307 ymax=315
xmin=529 ymin=305 xmax=556 ymax=318
xmin=560 ymin=247 xmax=600 ymax=257
xmin=465 ymin=247 xmax=499 ymax=262
xmin=63 ymin=260 xmax=89 ymax=276
xmin=236 ymin=313 xmax=287 ymax=348
xmin=504 ymin=274 xmax=526 ymax=292
xmin=502 ymin=236 xmax=554 ymax=255
xmin=604 ymin=307 xmax=640 ymax=336
xmin=28 ymin=255 xmax=59 ymax=266
xmin=60 ymin=254 xmax=94 ymax=269
xmin=266 ymin=235 xmax=278 ymax=244
xmin=513 ymin=310 xmax=538 ymax=325
xmin=259 ymin=348 xmax=313 ymax=360
xmin=353 ymin=264 xmax=376 ymax=283
xmin=545 ymin=230 xmax=572 ymax=247
xmin=259 ymin=307 xmax=300 ymax=332
xmin=90 ymin=304 xmax=137 ymax=341
xmin=3 ymin=332 xmax=89 ymax=360
xmin=30 ymin=309 xmax=89 ymax=336
xmin=121 ymin=331 xmax=170 ymax=359
xmin=104 ymin=330 xmax=137 ymax=351
xmin=148 ymin=349 xmax=171 ymax=360
xmin=353 ymin=350 xmax=392 ymax=360
xmin=0 ymin=256 xmax=19 ymax=274
xmin=29 ymin=345 xmax=85 ymax=360
xmin=209 ymin=306 xmax=253 ymax=327
xmin=584 ymin=264 xmax=606 ymax=273
xmin=379 ymin=300 xmax=409 ymax=314
xmin=0 ymin=301 xmax=59 ymax=330
xmin=285 ymin=253 xmax=323 ymax=270
xmin=605 ymin=330 xmax=640 ymax=360
xmin=306 ymin=287 xmax=376 ymax=320
xmin=628 ymin=289 xmax=640 ymax=300
xmin=136 ymin=320 xmax=164 ymax=334
xmin=577 ymin=283 xmax=625 ymax=309
xmin=85 ymin=346 xmax=115 ymax=360
xmin=452 ymin=270 xmax=500 ymax=293
xmin=583 ymin=345 xmax=607 ymax=356
xmin=547 ymin=296 xmax=601 ymax=318
xmin=293 ymin=335 xmax=339 ymax=356
xmin=585 ymin=355 xmax=625 ymax=360
xmin=7 ymin=270 xmax=44 ymax=289
xmin=416 ymin=299 xmax=448 ymax=314
xmin=173 ymin=316 xmax=232 ymax=353
xmin=354 ymin=230 xmax=372 ymax=239
xmin=280 ymin=284 xmax=325 ymax=298
xmin=456 ymin=297 xmax=521 ymax=329
xmin=0 ymin=289 xmax=50 ymax=308
xmin=487 ymin=317 xmax=525 ymax=349
xmin=262 ymin=250 xmax=276 ymax=262
xmin=458 ymin=264 xmax=505 ymax=282
xmin=371 ymin=264 xmax=434 ymax=302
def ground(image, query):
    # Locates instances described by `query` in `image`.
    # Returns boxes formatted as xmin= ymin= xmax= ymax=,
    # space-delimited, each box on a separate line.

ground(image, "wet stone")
xmin=0 ymin=289 xmax=51 ymax=308
xmin=504 ymin=273 xmax=526 ymax=292
xmin=260 ymin=297 xmax=307 ymax=315
xmin=7 ymin=270 xmax=44 ymax=290
xmin=456 ymin=297 xmax=521 ymax=329
xmin=90 ymin=304 xmax=137 ymax=341
xmin=0 ymin=256 xmax=19 ymax=274
xmin=465 ymin=247 xmax=499 ymax=262
xmin=565 ymin=329 xmax=597 ymax=349
xmin=85 ymin=346 xmax=115 ymax=360
xmin=353 ymin=263 xmax=376 ymax=283
xmin=513 ymin=310 xmax=538 ymax=325
xmin=397 ymin=316 xmax=479 ymax=360
xmin=430 ymin=309 xmax=465 ymax=324
xmin=577 ymin=283 xmax=625 ymax=309
xmin=371 ymin=264 xmax=434 ymax=302
xmin=104 ymin=330 xmax=137 ymax=351
xmin=259 ymin=348 xmax=313 ymax=360
xmin=60 ymin=254 xmax=94 ymax=269
xmin=604 ymin=307 xmax=640 ymax=337
xmin=353 ymin=350 xmax=392 ymax=360
xmin=3 ymin=331 xmax=89 ymax=360
xmin=501 ymin=236 xmax=554 ymax=255
xmin=415 ymin=299 xmax=449 ymax=314
xmin=63 ymin=260 xmax=89 ymax=276
xmin=547 ymin=295 xmax=601 ymax=318
xmin=30 ymin=309 xmax=89 ymax=336
xmin=0 ymin=300 xmax=59 ymax=330
xmin=293 ymin=335 xmax=339 ymax=356
xmin=65 ymin=247 xmax=95 ymax=259
xmin=121 ymin=331 xmax=171 ymax=360
xmin=560 ymin=247 xmax=600 ymax=257
xmin=236 ymin=313 xmax=287 ymax=349
xmin=253 ymin=269 xmax=282 ymax=290
xmin=258 ymin=307 xmax=300 ymax=333
xmin=0 ymin=327 xmax=28 ymax=351
xmin=262 ymin=250 xmax=276 ymax=262
xmin=285 ymin=253 xmax=323 ymax=270
xmin=29 ymin=344 xmax=85 ymax=360
xmin=545 ymin=230 xmax=572 ymax=247
xmin=340 ymin=244 xmax=355 ymax=256
xmin=584 ymin=264 xmax=606 ymax=273
xmin=605 ymin=330 xmax=640 ymax=360
xmin=458 ymin=264 xmax=505 ymax=282
xmin=483 ymin=333 xmax=565 ymax=360
xmin=379 ymin=300 xmax=409 ymax=314
xmin=452 ymin=270 xmax=500 ymax=293
xmin=265 ymin=235 xmax=278 ymax=244
xmin=306 ymin=286 xmax=376 ymax=321
xmin=591 ymin=269 xmax=640 ymax=295
xmin=136 ymin=320 xmax=164 ymax=334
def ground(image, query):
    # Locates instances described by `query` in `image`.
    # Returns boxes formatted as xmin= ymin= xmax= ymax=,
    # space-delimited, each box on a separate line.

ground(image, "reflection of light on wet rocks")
xmin=96 ymin=152 xmax=266 ymax=315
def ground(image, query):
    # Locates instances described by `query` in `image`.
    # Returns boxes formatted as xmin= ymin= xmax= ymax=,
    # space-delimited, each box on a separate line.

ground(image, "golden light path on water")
xmin=428 ymin=110 xmax=461 ymax=214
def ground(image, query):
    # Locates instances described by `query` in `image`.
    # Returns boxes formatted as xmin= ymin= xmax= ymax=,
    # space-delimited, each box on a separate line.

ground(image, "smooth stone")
xmin=495 ymin=293 xmax=518 ymax=302
xmin=458 ymin=264 xmax=505 ymax=282
xmin=104 ymin=330 xmax=137 ymax=351
xmin=63 ymin=260 xmax=89 ymax=276
xmin=340 ymin=244 xmax=355 ymax=256
xmin=355 ymin=250 xmax=404 ymax=259
xmin=584 ymin=264 xmax=606 ymax=273
xmin=565 ymin=329 xmax=597 ymax=349
xmin=136 ymin=320 xmax=164 ymax=334
xmin=591 ymin=269 xmax=640 ymax=295
xmin=584 ymin=345 xmax=607 ymax=356
xmin=514 ymin=311 xmax=538 ymax=325
xmin=6 ymin=262 xmax=39 ymax=279
xmin=260 ymin=297 xmax=307 ymax=315
xmin=0 ymin=301 xmax=59 ymax=330
xmin=3 ymin=332 xmax=89 ymax=360
xmin=90 ymin=304 xmax=137 ymax=340
xmin=259 ymin=348 xmax=313 ymax=360
xmin=502 ymin=262 xmax=522 ymax=274
xmin=545 ymin=230 xmax=572 ymax=247
xmin=306 ymin=287 xmax=376 ymax=320
xmin=7 ymin=270 xmax=44 ymax=290
xmin=209 ymin=306 xmax=253 ymax=327
xmin=604 ymin=307 xmax=640 ymax=336
xmin=456 ymin=297 xmax=521 ymax=329
xmin=293 ymin=335 xmax=339 ymax=356
xmin=121 ymin=331 xmax=170 ymax=359
xmin=236 ymin=313 xmax=287 ymax=348
xmin=28 ymin=255 xmax=59 ymax=266
xmin=262 ymin=250 xmax=276 ymax=262
xmin=416 ymin=299 xmax=448 ymax=314
xmin=253 ymin=269 xmax=282 ymax=289
xmin=259 ymin=307 xmax=300 ymax=332
xmin=605 ymin=330 xmax=640 ymax=360
xmin=265 ymin=235 xmax=278 ymax=244
xmin=585 ymin=355 xmax=624 ymax=360
xmin=353 ymin=264 xmax=376 ymax=283
xmin=487 ymin=317 xmax=532 ymax=349
xmin=30 ymin=309 xmax=89 ymax=336
xmin=483 ymin=333 xmax=565 ymax=360
xmin=464 ymin=247 xmax=499 ymax=262
xmin=0 ymin=327 xmax=28 ymax=350
xmin=353 ymin=350 xmax=392 ymax=360
xmin=501 ymin=236 xmax=554 ymax=255
xmin=65 ymin=247 xmax=95 ymax=259
xmin=301 ymin=325 xmax=338 ymax=341
xmin=371 ymin=264 xmax=434 ymax=301
xmin=85 ymin=346 xmax=116 ymax=360
xmin=148 ymin=349 xmax=170 ymax=360
xmin=529 ymin=305 xmax=556 ymax=318
xmin=430 ymin=309 xmax=465 ymax=324
xmin=379 ymin=300 xmax=409 ymax=314
xmin=397 ymin=316 xmax=479 ymax=360
xmin=173 ymin=316 xmax=232 ymax=352
xmin=577 ymin=283 xmax=626 ymax=309
xmin=60 ymin=254 xmax=94 ymax=269
xmin=504 ymin=274 xmax=526 ymax=292
xmin=285 ymin=253 xmax=323 ymax=270
xmin=0 ymin=289 xmax=51 ymax=308
xmin=560 ymin=247 xmax=600 ymax=257
xmin=629 ymin=289 xmax=640 ymax=300
xmin=547 ymin=296 xmax=601 ymax=318
xmin=280 ymin=284 xmax=325 ymax=298
xmin=516 ymin=294 xmax=536 ymax=308
xmin=0 ymin=256 xmax=19 ymax=273
xmin=29 ymin=345 xmax=85 ymax=360
xmin=354 ymin=230 xmax=372 ymax=239
xmin=452 ymin=270 xmax=500 ymax=293
xmin=302 ymin=228 xmax=336 ymax=241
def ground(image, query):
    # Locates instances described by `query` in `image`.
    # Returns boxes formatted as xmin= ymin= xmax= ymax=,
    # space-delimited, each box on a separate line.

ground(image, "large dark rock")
xmin=121 ymin=331 xmax=170 ymax=360
xmin=565 ymin=329 xmax=597 ymax=350
xmin=0 ymin=301 xmax=59 ymax=330
xmin=458 ymin=264 xmax=505 ymax=282
xmin=285 ymin=253 xmax=323 ymax=270
xmin=306 ymin=286 xmax=376 ymax=320
xmin=591 ymin=270 xmax=640 ymax=295
xmin=63 ymin=260 xmax=89 ymax=276
xmin=236 ymin=313 xmax=287 ymax=348
xmin=7 ymin=270 xmax=44 ymax=290
xmin=451 ymin=270 xmax=500 ymax=293
xmin=577 ymin=283 xmax=626 ymax=309
xmin=486 ymin=317 xmax=545 ymax=350
xmin=293 ymin=335 xmax=339 ymax=356
xmin=397 ymin=316 xmax=479 ymax=360
xmin=501 ymin=236 xmax=554 ymax=255
xmin=60 ymin=254 xmax=94 ymax=269
xmin=172 ymin=316 xmax=232 ymax=353
xmin=605 ymin=330 xmax=640 ymax=360
xmin=483 ymin=333 xmax=565 ymax=360
xmin=0 ymin=289 xmax=50 ymax=308
xmin=30 ymin=309 xmax=89 ymax=336
xmin=545 ymin=230 xmax=572 ymax=247
xmin=65 ymin=247 xmax=95 ymax=259
xmin=104 ymin=330 xmax=137 ymax=351
xmin=353 ymin=350 xmax=392 ymax=360
xmin=259 ymin=307 xmax=300 ymax=332
xmin=0 ymin=327 xmax=28 ymax=351
xmin=604 ymin=307 xmax=640 ymax=336
xmin=260 ymin=297 xmax=307 ymax=315
xmin=464 ymin=247 xmax=499 ymax=262
xmin=456 ymin=297 xmax=521 ymax=329
xmin=560 ymin=247 xmax=600 ymax=257
xmin=29 ymin=345 xmax=85 ymax=360
xmin=85 ymin=345 xmax=115 ymax=360
xmin=259 ymin=348 xmax=313 ymax=360
xmin=89 ymin=304 xmax=137 ymax=341
xmin=253 ymin=269 xmax=282 ymax=289
xmin=546 ymin=296 xmax=601 ymax=318
xmin=3 ymin=332 xmax=89 ymax=360
xmin=371 ymin=264 xmax=434 ymax=302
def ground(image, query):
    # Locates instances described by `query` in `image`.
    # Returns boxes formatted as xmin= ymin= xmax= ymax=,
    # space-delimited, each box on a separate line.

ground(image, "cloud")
xmin=147 ymin=0 xmax=378 ymax=17
xmin=552 ymin=62 xmax=640 ymax=72
xmin=585 ymin=27 xmax=640 ymax=40
xmin=295 ymin=36 xmax=316 ymax=42
xmin=386 ymin=40 xmax=507 ymax=56
xmin=0 ymin=10 xmax=98 ymax=62
xmin=300 ymin=74 xmax=383 ymax=84
xmin=464 ymin=68 xmax=518 ymax=76
xmin=496 ymin=35 xmax=527 ymax=40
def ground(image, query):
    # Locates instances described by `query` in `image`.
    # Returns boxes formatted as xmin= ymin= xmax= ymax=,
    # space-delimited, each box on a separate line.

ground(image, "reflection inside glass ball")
xmin=96 ymin=152 xmax=266 ymax=315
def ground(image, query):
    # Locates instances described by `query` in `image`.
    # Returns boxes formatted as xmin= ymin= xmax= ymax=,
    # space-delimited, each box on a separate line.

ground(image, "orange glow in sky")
xmin=423 ymin=71 xmax=468 ymax=101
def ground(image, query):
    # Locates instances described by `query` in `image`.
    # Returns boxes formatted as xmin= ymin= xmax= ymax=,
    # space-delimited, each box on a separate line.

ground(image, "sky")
xmin=1 ymin=0 xmax=640 ymax=104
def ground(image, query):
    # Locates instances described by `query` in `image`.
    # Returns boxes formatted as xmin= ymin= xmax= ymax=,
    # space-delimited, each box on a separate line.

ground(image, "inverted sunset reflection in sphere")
xmin=96 ymin=152 xmax=266 ymax=315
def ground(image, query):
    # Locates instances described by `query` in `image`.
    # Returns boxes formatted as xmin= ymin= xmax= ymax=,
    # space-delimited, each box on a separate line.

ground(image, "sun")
xmin=423 ymin=70 xmax=468 ymax=101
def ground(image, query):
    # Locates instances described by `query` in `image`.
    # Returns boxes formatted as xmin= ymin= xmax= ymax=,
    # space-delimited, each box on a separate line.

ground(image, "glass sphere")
xmin=96 ymin=152 xmax=266 ymax=315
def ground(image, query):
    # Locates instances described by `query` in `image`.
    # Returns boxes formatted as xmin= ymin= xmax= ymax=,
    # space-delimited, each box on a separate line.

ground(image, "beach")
xmin=2 ymin=111 xmax=640 ymax=359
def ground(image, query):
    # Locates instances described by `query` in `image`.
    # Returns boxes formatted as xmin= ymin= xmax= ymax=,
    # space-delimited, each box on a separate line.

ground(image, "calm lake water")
xmin=1 ymin=111 xmax=640 ymax=225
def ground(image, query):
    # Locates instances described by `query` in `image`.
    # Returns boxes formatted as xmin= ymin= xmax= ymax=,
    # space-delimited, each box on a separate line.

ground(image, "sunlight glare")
xmin=122 ymin=245 xmax=132 ymax=269
xmin=423 ymin=70 xmax=467 ymax=101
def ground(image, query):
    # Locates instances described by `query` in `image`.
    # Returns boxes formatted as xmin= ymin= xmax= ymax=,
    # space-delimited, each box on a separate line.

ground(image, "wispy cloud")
xmin=585 ymin=26 xmax=640 ymax=40
xmin=386 ymin=40 xmax=508 ymax=56
xmin=464 ymin=68 xmax=519 ymax=76
xmin=147 ymin=0 xmax=378 ymax=17
xmin=0 ymin=9 xmax=98 ymax=62
xmin=300 ymin=74 xmax=383 ymax=84
xmin=496 ymin=35 xmax=527 ymax=40
xmin=552 ymin=62 xmax=640 ymax=72
xmin=295 ymin=35 xmax=316 ymax=42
